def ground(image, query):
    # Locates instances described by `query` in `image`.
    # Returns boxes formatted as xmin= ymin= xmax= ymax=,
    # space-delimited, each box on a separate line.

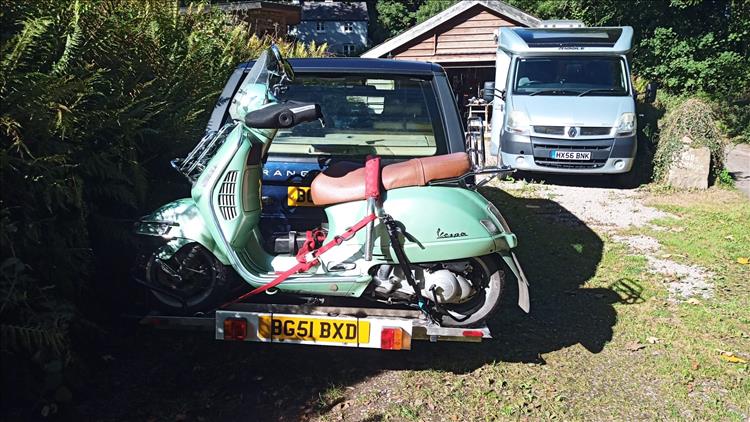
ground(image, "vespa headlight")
xmin=506 ymin=110 xmax=530 ymax=135
xmin=614 ymin=112 xmax=636 ymax=137
xmin=135 ymin=221 xmax=175 ymax=237
xmin=487 ymin=203 xmax=511 ymax=233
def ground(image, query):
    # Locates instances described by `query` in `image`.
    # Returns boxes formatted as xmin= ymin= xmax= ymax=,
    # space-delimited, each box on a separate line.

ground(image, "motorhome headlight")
xmin=506 ymin=111 xmax=530 ymax=135
xmin=487 ymin=203 xmax=511 ymax=233
xmin=614 ymin=112 xmax=636 ymax=137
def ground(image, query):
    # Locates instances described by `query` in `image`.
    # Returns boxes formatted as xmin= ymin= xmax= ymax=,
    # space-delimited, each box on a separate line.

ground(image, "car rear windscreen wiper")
xmin=578 ymin=88 xmax=623 ymax=97
xmin=528 ymin=89 xmax=579 ymax=96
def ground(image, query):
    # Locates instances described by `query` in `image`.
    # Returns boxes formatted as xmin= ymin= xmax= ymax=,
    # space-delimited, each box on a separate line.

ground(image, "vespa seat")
xmin=310 ymin=152 xmax=471 ymax=206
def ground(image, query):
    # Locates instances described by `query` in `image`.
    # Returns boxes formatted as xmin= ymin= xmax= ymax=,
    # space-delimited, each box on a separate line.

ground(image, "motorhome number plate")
xmin=258 ymin=315 xmax=370 ymax=344
xmin=552 ymin=151 xmax=591 ymax=160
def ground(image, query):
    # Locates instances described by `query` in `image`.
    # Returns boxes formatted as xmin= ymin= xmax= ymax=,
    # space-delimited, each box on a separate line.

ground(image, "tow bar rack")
xmin=138 ymin=303 xmax=491 ymax=351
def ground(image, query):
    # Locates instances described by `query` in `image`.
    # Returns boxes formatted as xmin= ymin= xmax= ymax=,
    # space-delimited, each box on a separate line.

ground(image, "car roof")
xmin=235 ymin=57 xmax=444 ymax=75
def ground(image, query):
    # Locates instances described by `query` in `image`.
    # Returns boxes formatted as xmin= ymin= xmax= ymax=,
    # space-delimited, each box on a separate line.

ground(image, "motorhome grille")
xmin=533 ymin=126 xmax=565 ymax=135
xmin=534 ymin=143 xmax=611 ymax=151
xmin=218 ymin=171 xmax=238 ymax=220
xmin=535 ymin=159 xmax=607 ymax=169
xmin=580 ymin=127 xmax=612 ymax=136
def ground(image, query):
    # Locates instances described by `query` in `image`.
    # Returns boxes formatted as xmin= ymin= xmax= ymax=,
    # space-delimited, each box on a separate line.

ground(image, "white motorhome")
xmin=489 ymin=23 xmax=655 ymax=174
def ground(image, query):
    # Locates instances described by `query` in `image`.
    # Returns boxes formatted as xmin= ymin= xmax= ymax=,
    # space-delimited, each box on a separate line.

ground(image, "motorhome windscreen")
xmin=514 ymin=28 xmax=622 ymax=48
xmin=513 ymin=56 xmax=629 ymax=96
xmin=269 ymin=74 xmax=442 ymax=156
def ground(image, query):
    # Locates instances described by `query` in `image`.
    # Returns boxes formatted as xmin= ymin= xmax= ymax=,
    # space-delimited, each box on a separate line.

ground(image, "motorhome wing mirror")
xmin=645 ymin=82 xmax=657 ymax=103
xmin=245 ymin=101 xmax=322 ymax=129
xmin=481 ymin=81 xmax=506 ymax=102
xmin=482 ymin=81 xmax=495 ymax=103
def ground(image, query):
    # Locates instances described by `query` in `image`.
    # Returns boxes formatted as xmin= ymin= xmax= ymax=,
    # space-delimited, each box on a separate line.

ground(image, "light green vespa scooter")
xmin=134 ymin=46 xmax=529 ymax=327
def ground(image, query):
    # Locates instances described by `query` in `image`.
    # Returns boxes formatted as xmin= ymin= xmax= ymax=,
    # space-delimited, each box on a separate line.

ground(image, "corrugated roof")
xmin=301 ymin=1 xmax=368 ymax=22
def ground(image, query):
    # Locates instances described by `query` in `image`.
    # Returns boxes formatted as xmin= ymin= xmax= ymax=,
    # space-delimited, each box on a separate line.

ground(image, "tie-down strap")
xmin=221 ymin=156 xmax=382 ymax=307
xmin=221 ymin=212 xmax=377 ymax=307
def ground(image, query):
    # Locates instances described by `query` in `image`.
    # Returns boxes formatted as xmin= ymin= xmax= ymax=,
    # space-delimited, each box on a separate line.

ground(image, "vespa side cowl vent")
xmin=218 ymin=171 xmax=238 ymax=220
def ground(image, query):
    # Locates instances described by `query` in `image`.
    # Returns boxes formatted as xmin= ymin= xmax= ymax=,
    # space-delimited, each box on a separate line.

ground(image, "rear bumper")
xmin=500 ymin=132 xmax=636 ymax=174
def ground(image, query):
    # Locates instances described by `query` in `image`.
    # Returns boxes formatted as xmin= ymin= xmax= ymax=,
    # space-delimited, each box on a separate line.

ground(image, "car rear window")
xmin=267 ymin=73 xmax=443 ymax=157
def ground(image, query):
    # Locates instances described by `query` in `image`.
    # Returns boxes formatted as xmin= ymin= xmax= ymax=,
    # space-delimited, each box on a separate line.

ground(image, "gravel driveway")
xmin=496 ymin=178 xmax=715 ymax=300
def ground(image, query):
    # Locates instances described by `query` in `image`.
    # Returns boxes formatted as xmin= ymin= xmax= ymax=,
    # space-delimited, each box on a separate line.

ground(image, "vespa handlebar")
xmin=244 ymin=101 xmax=323 ymax=129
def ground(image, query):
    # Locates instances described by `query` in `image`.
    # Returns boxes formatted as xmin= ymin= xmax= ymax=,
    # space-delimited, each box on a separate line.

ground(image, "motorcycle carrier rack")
xmin=172 ymin=123 xmax=235 ymax=183
xmin=136 ymin=303 xmax=491 ymax=350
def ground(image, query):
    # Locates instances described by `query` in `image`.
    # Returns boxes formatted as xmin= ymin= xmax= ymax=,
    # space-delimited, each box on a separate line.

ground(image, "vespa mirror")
xmin=269 ymin=44 xmax=295 ymax=83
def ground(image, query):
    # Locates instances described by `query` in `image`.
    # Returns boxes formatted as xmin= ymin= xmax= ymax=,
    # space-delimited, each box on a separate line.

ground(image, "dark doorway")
xmin=444 ymin=63 xmax=496 ymax=119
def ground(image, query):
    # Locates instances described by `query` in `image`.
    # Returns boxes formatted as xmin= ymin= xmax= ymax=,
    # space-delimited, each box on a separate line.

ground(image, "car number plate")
xmin=552 ymin=150 xmax=591 ymax=160
xmin=258 ymin=315 xmax=370 ymax=344
xmin=287 ymin=186 xmax=315 ymax=207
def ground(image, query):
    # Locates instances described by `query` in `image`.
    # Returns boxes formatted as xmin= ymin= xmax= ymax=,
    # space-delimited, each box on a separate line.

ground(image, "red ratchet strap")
xmin=221 ymin=212 xmax=377 ymax=307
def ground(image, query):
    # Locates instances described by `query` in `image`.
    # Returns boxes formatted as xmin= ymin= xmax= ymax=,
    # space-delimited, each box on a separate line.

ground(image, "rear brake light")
xmin=381 ymin=327 xmax=404 ymax=350
xmin=462 ymin=330 xmax=484 ymax=337
xmin=224 ymin=318 xmax=248 ymax=340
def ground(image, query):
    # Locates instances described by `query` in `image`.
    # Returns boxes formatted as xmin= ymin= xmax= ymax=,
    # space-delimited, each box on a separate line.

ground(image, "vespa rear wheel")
xmin=437 ymin=255 xmax=505 ymax=328
xmin=144 ymin=243 xmax=232 ymax=315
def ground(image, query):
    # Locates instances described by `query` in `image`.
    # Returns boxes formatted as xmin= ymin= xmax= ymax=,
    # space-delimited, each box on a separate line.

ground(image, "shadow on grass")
xmin=73 ymin=187 xmax=627 ymax=422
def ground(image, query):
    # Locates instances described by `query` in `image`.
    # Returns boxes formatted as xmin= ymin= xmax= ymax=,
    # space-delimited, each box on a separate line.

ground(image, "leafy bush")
xmin=715 ymin=99 xmax=750 ymax=144
xmin=0 ymin=0 xmax=325 ymax=412
xmin=639 ymin=27 xmax=750 ymax=97
xmin=653 ymin=98 xmax=725 ymax=183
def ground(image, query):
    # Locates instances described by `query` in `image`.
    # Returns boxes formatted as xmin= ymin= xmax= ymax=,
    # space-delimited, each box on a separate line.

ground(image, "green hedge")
xmin=0 ymin=0 xmax=324 ymax=411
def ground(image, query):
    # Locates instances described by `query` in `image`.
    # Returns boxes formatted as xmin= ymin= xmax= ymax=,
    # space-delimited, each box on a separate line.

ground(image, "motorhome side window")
xmin=513 ymin=56 xmax=628 ymax=96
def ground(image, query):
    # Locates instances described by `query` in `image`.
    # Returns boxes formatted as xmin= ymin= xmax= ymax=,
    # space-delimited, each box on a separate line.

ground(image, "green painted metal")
xmin=324 ymin=187 xmax=517 ymax=263
xmin=135 ymin=198 xmax=230 ymax=265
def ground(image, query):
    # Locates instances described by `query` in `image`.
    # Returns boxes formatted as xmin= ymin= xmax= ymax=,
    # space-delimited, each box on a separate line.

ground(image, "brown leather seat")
xmin=311 ymin=153 xmax=471 ymax=206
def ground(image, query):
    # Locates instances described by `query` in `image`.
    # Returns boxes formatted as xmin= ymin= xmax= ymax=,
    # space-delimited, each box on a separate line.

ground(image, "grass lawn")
xmin=317 ymin=187 xmax=750 ymax=421
xmin=74 ymin=187 xmax=749 ymax=422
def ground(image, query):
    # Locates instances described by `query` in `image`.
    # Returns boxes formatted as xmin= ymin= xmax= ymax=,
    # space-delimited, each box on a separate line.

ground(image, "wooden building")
xmin=184 ymin=1 xmax=302 ymax=36
xmin=362 ymin=0 xmax=539 ymax=116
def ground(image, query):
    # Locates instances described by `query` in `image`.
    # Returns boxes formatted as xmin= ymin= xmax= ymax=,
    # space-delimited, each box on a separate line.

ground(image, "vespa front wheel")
xmin=438 ymin=255 xmax=505 ymax=328
xmin=142 ymin=243 xmax=233 ymax=315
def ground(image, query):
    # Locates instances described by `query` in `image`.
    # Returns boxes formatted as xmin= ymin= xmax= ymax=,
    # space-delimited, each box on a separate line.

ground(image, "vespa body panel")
xmin=324 ymin=187 xmax=517 ymax=264
xmin=134 ymin=198 xmax=230 ymax=265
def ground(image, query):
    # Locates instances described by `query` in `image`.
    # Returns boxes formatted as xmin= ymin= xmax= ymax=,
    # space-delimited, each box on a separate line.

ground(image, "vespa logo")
xmin=568 ymin=127 xmax=578 ymax=138
xmin=437 ymin=228 xmax=468 ymax=239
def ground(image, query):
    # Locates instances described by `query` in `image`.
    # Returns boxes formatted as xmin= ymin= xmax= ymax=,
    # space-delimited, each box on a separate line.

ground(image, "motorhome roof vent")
xmin=539 ymin=20 xmax=585 ymax=28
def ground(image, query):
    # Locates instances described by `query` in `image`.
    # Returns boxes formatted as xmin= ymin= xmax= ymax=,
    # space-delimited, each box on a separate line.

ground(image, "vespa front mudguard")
xmin=499 ymin=251 xmax=530 ymax=313
xmin=134 ymin=198 xmax=230 ymax=265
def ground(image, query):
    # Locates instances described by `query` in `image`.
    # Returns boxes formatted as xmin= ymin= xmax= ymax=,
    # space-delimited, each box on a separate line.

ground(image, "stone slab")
xmin=667 ymin=146 xmax=710 ymax=189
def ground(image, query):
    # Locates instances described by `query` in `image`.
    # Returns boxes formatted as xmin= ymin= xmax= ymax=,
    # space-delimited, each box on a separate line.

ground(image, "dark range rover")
xmin=206 ymin=58 xmax=466 ymax=252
